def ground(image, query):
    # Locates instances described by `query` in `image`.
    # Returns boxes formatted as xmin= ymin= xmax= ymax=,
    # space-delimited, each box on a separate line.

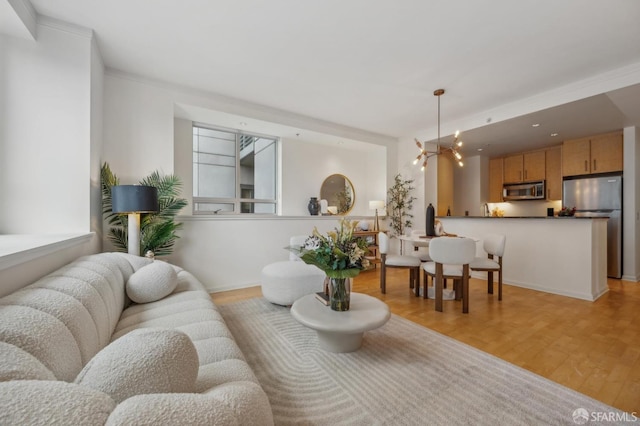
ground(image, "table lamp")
xmin=111 ymin=185 xmax=159 ymax=256
xmin=369 ymin=200 xmax=385 ymax=232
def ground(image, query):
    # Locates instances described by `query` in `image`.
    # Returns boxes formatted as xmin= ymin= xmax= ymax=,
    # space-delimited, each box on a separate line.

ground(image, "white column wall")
xmin=623 ymin=126 xmax=640 ymax=281
xmin=0 ymin=24 xmax=93 ymax=233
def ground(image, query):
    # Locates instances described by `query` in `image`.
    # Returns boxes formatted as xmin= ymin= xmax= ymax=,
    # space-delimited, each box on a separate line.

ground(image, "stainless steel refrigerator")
xmin=563 ymin=174 xmax=622 ymax=278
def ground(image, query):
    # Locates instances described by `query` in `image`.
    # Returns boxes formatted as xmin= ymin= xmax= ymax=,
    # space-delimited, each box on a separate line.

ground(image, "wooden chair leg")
xmin=409 ymin=269 xmax=414 ymax=289
xmin=498 ymin=269 xmax=503 ymax=301
xmin=423 ymin=271 xmax=428 ymax=299
xmin=487 ymin=271 xmax=494 ymax=294
xmin=462 ymin=265 xmax=469 ymax=313
xmin=454 ymin=279 xmax=462 ymax=301
xmin=414 ymin=267 xmax=420 ymax=297
xmin=435 ymin=264 xmax=443 ymax=312
xmin=380 ymin=262 xmax=386 ymax=294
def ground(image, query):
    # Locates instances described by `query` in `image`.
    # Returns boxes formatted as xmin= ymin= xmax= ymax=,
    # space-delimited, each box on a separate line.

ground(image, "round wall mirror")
xmin=320 ymin=174 xmax=355 ymax=215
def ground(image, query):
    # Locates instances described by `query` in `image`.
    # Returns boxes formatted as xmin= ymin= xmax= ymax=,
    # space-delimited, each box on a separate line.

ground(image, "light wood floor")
xmin=211 ymin=268 xmax=640 ymax=414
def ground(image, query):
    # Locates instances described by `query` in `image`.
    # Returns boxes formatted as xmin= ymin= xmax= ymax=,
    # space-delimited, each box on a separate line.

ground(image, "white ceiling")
xmin=7 ymin=0 xmax=640 ymax=157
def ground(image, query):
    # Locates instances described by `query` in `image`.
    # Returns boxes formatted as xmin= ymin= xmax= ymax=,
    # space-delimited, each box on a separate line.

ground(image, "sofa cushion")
xmin=126 ymin=261 xmax=178 ymax=304
xmin=75 ymin=328 xmax=198 ymax=403
xmin=0 ymin=288 xmax=101 ymax=364
xmin=0 ymin=380 xmax=115 ymax=426
xmin=0 ymin=305 xmax=82 ymax=382
xmin=0 ymin=342 xmax=56 ymax=382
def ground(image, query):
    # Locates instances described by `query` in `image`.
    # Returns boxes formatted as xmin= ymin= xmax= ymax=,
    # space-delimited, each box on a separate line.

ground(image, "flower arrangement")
xmin=558 ymin=206 xmax=576 ymax=217
xmin=293 ymin=218 xmax=370 ymax=278
xmin=290 ymin=218 xmax=369 ymax=311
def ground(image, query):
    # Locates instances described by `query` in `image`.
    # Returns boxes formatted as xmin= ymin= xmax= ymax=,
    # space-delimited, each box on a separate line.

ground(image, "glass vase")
xmin=329 ymin=277 xmax=351 ymax=311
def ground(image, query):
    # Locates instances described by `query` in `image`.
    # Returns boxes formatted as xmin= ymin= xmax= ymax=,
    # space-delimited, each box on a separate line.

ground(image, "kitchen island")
xmin=438 ymin=216 xmax=608 ymax=301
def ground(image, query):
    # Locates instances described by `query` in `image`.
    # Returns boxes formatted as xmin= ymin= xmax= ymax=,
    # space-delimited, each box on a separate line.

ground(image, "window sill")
xmin=0 ymin=233 xmax=95 ymax=271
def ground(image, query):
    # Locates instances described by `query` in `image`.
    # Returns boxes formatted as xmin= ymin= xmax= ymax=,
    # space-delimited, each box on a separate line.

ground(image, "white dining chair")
xmin=469 ymin=234 xmax=506 ymax=301
xmin=378 ymin=232 xmax=422 ymax=296
xmin=409 ymin=229 xmax=431 ymax=262
xmin=423 ymin=237 xmax=476 ymax=313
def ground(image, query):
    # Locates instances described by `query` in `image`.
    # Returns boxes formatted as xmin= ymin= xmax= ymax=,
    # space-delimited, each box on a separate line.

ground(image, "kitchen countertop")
xmin=437 ymin=216 xmax=608 ymax=219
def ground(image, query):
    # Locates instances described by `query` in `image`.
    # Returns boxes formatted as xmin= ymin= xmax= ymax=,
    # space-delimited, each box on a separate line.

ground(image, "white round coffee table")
xmin=290 ymin=292 xmax=390 ymax=353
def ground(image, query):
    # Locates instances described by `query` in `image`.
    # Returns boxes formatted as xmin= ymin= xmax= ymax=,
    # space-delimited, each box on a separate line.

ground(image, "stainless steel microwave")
xmin=502 ymin=181 xmax=545 ymax=201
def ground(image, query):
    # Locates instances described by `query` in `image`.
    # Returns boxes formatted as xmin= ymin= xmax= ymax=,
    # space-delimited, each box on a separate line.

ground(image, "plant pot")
xmin=328 ymin=277 xmax=351 ymax=311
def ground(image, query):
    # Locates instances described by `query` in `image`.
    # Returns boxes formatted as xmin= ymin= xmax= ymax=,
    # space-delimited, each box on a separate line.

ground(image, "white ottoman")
xmin=261 ymin=261 xmax=326 ymax=306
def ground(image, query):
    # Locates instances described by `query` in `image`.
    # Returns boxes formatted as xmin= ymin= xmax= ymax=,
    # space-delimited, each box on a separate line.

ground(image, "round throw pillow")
xmin=126 ymin=261 xmax=178 ymax=303
xmin=74 ymin=328 xmax=198 ymax=403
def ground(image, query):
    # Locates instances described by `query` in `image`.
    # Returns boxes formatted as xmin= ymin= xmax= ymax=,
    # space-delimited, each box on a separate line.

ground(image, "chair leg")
xmin=462 ymin=265 xmax=469 ymax=314
xmin=380 ymin=263 xmax=386 ymax=294
xmin=423 ymin=271 xmax=429 ymax=299
xmin=498 ymin=269 xmax=503 ymax=301
xmin=487 ymin=271 xmax=494 ymax=294
xmin=435 ymin=264 xmax=443 ymax=312
xmin=409 ymin=269 xmax=414 ymax=289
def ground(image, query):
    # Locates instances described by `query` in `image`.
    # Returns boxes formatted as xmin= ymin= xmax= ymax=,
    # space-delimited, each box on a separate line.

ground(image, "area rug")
xmin=219 ymin=298 xmax=628 ymax=425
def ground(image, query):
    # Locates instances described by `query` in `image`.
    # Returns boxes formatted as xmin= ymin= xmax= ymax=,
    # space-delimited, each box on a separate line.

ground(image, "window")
xmin=193 ymin=124 xmax=278 ymax=214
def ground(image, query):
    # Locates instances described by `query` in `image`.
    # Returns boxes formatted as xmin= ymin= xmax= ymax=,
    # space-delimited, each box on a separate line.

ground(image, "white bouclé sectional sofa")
xmin=0 ymin=252 xmax=273 ymax=425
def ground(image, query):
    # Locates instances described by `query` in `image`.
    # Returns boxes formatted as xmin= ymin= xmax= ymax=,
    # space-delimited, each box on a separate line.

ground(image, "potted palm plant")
xmin=101 ymin=163 xmax=187 ymax=256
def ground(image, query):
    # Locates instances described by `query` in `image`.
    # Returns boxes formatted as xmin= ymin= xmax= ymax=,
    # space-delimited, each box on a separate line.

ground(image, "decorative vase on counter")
xmin=308 ymin=197 xmax=319 ymax=215
xmin=328 ymin=277 xmax=351 ymax=311
xmin=426 ymin=203 xmax=436 ymax=236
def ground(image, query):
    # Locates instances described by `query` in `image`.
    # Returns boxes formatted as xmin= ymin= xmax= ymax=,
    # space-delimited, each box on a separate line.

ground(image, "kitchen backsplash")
xmin=487 ymin=200 xmax=562 ymax=217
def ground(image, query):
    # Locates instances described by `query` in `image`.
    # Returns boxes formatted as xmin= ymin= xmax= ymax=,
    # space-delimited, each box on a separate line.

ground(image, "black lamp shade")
xmin=111 ymin=185 xmax=159 ymax=214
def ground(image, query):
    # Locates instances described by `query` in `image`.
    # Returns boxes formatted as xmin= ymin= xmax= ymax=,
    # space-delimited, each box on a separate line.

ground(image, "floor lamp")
xmin=111 ymin=185 xmax=159 ymax=256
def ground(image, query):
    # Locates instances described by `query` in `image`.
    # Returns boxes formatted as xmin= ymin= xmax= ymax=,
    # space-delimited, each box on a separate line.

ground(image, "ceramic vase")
xmin=308 ymin=197 xmax=319 ymax=215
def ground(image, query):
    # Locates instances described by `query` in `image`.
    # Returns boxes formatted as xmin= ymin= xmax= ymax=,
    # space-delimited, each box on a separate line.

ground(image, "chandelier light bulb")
xmin=455 ymin=130 xmax=460 ymax=138
xmin=457 ymin=140 xmax=463 ymax=147
xmin=458 ymin=161 xmax=464 ymax=167
xmin=413 ymin=158 xmax=419 ymax=165
xmin=454 ymin=152 xmax=462 ymax=160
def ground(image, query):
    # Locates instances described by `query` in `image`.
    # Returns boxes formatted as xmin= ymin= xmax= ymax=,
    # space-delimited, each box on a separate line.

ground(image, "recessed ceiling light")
xmin=477 ymin=148 xmax=483 ymax=152
xmin=551 ymin=133 xmax=559 ymax=137
xmin=532 ymin=123 xmax=540 ymax=127
xmin=239 ymin=122 xmax=247 ymax=127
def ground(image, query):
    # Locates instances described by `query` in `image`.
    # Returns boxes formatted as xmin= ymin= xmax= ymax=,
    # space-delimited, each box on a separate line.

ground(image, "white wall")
xmin=281 ymin=138 xmax=386 ymax=216
xmin=105 ymin=72 xmax=396 ymax=291
xmin=0 ymin=19 xmax=102 ymax=290
xmin=0 ymin=23 xmax=95 ymax=233
xmin=623 ymin=126 xmax=640 ymax=281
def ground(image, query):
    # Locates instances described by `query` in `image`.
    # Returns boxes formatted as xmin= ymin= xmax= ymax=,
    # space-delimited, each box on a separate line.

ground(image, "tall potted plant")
xmin=101 ymin=163 xmax=188 ymax=256
xmin=386 ymin=174 xmax=416 ymax=238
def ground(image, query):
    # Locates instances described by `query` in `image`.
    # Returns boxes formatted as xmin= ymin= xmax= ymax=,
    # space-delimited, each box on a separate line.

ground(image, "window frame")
xmin=192 ymin=123 xmax=279 ymax=215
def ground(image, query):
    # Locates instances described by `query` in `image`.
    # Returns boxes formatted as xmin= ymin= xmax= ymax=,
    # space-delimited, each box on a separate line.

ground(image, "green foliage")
xmin=101 ymin=163 xmax=188 ymax=256
xmin=288 ymin=218 xmax=369 ymax=279
xmin=386 ymin=174 xmax=416 ymax=237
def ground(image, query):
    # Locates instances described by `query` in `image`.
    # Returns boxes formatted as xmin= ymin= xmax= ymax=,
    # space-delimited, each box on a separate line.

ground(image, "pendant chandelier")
xmin=413 ymin=89 xmax=464 ymax=171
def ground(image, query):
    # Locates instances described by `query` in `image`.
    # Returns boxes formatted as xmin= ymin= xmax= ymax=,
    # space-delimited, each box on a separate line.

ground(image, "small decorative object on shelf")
xmin=288 ymin=218 xmax=369 ymax=311
xmin=558 ymin=206 xmax=576 ymax=217
xmin=426 ymin=203 xmax=435 ymax=236
xmin=308 ymin=197 xmax=320 ymax=215
xmin=144 ymin=250 xmax=155 ymax=260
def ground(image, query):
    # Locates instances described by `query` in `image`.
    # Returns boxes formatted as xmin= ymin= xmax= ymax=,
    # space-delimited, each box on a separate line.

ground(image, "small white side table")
xmin=290 ymin=292 xmax=390 ymax=353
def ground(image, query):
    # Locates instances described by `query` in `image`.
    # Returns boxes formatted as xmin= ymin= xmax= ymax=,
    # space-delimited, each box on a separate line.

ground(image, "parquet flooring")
xmin=211 ymin=268 xmax=640 ymax=414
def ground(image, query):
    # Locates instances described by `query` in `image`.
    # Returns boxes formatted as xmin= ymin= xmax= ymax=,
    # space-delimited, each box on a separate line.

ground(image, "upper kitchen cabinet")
xmin=545 ymin=146 xmax=562 ymax=200
xmin=503 ymin=151 xmax=545 ymax=183
xmin=562 ymin=131 xmax=623 ymax=177
xmin=488 ymin=157 xmax=503 ymax=202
